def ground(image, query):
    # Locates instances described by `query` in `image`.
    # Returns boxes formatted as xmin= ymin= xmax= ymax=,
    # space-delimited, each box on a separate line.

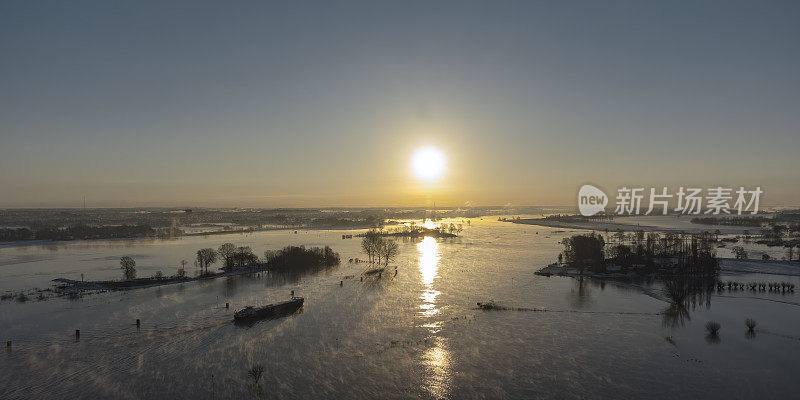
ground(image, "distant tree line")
xmin=0 ymin=224 xmax=182 ymax=241
xmin=0 ymin=208 xmax=391 ymax=231
xmin=0 ymin=228 xmax=34 ymax=241
xmin=308 ymin=216 xmax=384 ymax=228
xmin=690 ymin=216 xmax=769 ymax=227
xmin=544 ymin=213 xmax=614 ymax=222
xmin=371 ymin=223 xmax=462 ymax=238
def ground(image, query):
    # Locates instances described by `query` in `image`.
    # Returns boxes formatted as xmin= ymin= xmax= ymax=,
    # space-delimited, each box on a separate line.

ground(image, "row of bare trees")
xmin=195 ymin=243 xmax=260 ymax=275
xmin=361 ymin=230 xmax=400 ymax=266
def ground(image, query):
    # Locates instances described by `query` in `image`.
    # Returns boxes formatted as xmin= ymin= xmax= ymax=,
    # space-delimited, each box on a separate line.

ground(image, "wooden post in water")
xmin=6 ymin=341 xmax=10 ymax=348
xmin=75 ymin=330 xmax=80 ymax=340
xmin=225 ymin=302 xmax=229 ymax=309
xmin=136 ymin=319 xmax=140 ymax=328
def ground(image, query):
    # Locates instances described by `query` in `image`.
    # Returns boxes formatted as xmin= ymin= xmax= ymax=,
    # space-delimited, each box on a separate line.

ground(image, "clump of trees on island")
xmin=544 ymin=213 xmax=614 ymax=223
xmin=562 ymin=233 xmax=606 ymax=273
xmin=192 ymin=243 xmax=340 ymax=276
xmin=360 ymin=230 xmax=400 ymax=266
xmin=559 ymin=230 xmax=720 ymax=276
xmin=359 ymin=222 xmax=462 ymax=239
xmin=263 ymin=245 xmax=340 ymax=269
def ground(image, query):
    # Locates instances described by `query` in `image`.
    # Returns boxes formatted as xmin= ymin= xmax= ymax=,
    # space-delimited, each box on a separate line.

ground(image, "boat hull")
xmin=234 ymin=298 xmax=304 ymax=322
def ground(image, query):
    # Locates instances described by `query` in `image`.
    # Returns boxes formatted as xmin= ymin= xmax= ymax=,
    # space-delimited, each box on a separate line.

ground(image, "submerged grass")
xmin=745 ymin=318 xmax=757 ymax=332
xmin=706 ymin=321 xmax=721 ymax=336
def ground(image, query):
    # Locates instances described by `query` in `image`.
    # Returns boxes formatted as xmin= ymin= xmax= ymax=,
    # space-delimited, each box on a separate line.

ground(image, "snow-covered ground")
xmin=721 ymin=258 xmax=800 ymax=277
xmin=515 ymin=215 xmax=759 ymax=234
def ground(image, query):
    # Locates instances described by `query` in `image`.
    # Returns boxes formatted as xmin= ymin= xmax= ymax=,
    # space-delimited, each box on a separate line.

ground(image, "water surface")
xmin=1 ymin=219 xmax=799 ymax=399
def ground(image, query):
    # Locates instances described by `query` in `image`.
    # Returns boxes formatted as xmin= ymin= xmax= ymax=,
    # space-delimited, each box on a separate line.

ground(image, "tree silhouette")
xmin=120 ymin=256 xmax=136 ymax=280
xmin=218 ymin=243 xmax=236 ymax=269
xmin=381 ymin=240 xmax=399 ymax=266
xmin=248 ymin=364 xmax=264 ymax=385
xmin=196 ymin=248 xmax=218 ymax=275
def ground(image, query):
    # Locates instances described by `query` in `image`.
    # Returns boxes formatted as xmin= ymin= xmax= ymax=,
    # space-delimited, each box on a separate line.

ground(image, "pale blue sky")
xmin=1 ymin=1 xmax=798 ymax=207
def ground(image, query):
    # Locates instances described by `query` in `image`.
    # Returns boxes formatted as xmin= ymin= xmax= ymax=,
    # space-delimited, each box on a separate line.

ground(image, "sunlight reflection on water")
xmin=418 ymin=236 xmax=440 ymax=287
xmin=417 ymin=236 xmax=452 ymax=398
xmin=423 ymin=337 xmax=452 ymax=399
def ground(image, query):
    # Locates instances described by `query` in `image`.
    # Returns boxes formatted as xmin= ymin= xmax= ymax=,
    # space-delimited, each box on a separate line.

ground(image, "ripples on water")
xmin=1 ymin=219 xmax=800 ymax=399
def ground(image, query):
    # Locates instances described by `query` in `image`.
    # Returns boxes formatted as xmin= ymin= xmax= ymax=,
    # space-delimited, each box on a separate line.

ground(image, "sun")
xmin=412 ymin=147 xmax=446 ymax=182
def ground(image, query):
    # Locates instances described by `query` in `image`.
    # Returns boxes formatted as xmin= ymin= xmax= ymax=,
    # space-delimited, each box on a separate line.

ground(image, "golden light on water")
xmin=422 ymin=337 xmax=452 ymax=398
xmin=412 ymin=147 xmax=445 ymax=182
xmin=417 ymin=236 xmax=452 ymax=398
xmin=418 ymin=236 xmax=440 ymax=287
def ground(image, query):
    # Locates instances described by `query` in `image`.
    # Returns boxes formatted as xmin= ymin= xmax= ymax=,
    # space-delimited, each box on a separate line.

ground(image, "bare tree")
xmin=177 ymin=259 xmax=188 ymax=278
xmin=218 ymin=243 xmax=236 ymax=269
xmin=196 ymin=248 xmax=218 ymax=275
xmin=361 ymin=230 xmax=382 ymax=263
xmin=248 ymin=364 xmax=264 ymax=385
xmin=381 ymin=240 xmax=399 ymax=266
xmin=120 ymin=256 xmax=136 ymax=280
xmin=614 ymin=229 xmax=626 ymax=244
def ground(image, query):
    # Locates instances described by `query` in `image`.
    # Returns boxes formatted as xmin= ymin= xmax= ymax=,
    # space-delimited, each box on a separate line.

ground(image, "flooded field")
xmin=1 ymin=218 xmax=799 ymax=399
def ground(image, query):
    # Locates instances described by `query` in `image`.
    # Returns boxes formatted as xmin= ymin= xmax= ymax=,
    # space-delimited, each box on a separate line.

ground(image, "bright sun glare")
xmin=412 ymin=147 xmax=446 ymax=182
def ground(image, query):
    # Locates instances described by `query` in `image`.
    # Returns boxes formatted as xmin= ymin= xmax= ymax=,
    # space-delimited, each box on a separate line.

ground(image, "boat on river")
xmin=234 ymin=297 xmax=304 ymax=321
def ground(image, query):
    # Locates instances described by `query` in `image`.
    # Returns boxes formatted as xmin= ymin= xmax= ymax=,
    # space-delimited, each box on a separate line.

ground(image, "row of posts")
xmin=7 ymin=318 xmax=142 ymax=348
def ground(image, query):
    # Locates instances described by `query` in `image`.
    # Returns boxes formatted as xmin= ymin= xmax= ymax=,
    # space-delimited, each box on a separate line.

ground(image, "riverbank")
xmin=536 ymin=258 xmax=800 ymax=280
xmin=49 ymin=264 xmax=273 ymax=296
xmin=512 ymin=216 xmax=751 ymax=234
